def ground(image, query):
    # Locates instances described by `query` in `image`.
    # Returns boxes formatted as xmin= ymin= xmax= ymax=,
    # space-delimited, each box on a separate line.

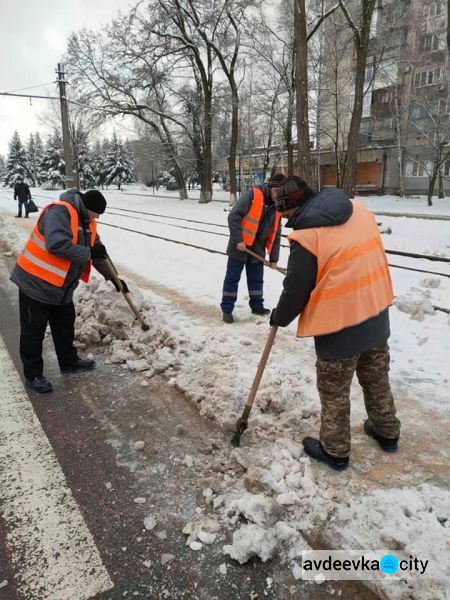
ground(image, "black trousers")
xmin=19 ymin=291 xmax=79 ymax=380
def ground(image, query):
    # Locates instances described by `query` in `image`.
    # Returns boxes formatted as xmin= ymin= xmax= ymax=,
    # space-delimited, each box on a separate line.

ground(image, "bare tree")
xmin=406 ymin=95 xmax=450 ymax=205
xmin=66 ymin=20 xmax=190 ymax=199
xmin=311 ymin=8 xmax=353 ymax=188
xmin=208 ymin=4 xmax=251 ymax=205
xmin=294 ymin=0 xmax=340 ymax=186
xmin=338 ymin=0 xmax=377 ymax=196
xmin=248 ymin=0 xmax=296 ymax=175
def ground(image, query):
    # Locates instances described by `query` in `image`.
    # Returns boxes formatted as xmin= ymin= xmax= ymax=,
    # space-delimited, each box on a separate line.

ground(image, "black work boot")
xmin=364 ymin=420 xmax=398 ymax=453
xmin=60 ymin=358 xmax=96 ymax=374
xmin=26 ymin=376 xmax=53 ymax=393
xmin=302 ymin=437 xmax=349 ymax=471
xmin=222 ymin=312 xmax=234 ymax=324
xmin=251 ymin=307 xmax=270 ymax=316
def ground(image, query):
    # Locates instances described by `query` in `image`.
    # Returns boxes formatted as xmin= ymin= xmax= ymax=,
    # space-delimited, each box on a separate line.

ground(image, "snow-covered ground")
xmin=0 ymin=186 xmax=449 ymax=599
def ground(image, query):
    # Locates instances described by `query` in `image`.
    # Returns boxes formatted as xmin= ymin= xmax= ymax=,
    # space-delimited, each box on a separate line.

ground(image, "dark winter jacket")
xmin=10 ymin=188 xmax=113 ymax=305
xmin=226 ymin=185 xmax=281 ymax=263
xmin=271 ymin=187 xmax=390 ymax=359
xmin=14 ymin=182 xmax=31 ymax=202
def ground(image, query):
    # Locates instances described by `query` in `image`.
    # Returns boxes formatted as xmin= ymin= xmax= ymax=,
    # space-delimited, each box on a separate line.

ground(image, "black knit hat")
xmin=81 ymin=190 xmax=107 ymax=214
xmin=275 ymin=176 xmax=315 ymax=212
xmin=268 ymin=172 xmax=287 ymax=188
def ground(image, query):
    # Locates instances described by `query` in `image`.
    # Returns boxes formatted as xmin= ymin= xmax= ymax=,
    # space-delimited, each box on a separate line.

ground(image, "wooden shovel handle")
xmin=241 ymin=325 xmax=278 ymax=423
xmin=105 ymin=257 xmax=148 ymax=329
xmin=243 ymin=247 xmax=287 ymax=276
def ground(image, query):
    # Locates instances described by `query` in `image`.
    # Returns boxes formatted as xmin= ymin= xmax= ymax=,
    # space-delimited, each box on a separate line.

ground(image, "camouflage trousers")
xmin=316 ymin=344 xmax=401 ymax=458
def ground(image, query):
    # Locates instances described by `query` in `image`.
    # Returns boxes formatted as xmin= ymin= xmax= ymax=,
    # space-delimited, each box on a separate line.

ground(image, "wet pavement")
xmin=0 ymin=241 xmax=376 ymax=600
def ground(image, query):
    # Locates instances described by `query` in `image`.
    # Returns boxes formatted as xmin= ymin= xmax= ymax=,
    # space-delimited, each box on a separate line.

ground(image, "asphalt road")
xmin=0 ymin=244 xmax=375 ymax=600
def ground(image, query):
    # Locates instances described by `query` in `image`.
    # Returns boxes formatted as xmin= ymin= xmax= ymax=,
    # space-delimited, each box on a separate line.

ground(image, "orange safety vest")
xmin=17 ymin=201 xmax=97 ymax=288
xmin=241 ymin=188 xmax=281 ymax=255
xmin=288 ymin=199 xmax=394 ymax=337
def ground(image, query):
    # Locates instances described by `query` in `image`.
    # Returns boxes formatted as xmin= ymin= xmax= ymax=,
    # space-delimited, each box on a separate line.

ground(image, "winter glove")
xmin=269 ymin=308 xmax=277 ymax=326
xmin=90 ymin=243 xmax=107 ymax=260
xmin=111 ymin=278 xmax=129 ymax=294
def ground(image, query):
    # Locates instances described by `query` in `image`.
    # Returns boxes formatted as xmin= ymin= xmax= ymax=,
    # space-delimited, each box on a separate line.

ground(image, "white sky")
xmin=0 ymin=0 xmax=133 ymax=155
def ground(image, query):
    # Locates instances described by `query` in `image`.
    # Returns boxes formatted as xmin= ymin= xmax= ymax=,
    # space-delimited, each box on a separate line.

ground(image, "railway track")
xmin=1 ymin=191 xmax=450 ymax=278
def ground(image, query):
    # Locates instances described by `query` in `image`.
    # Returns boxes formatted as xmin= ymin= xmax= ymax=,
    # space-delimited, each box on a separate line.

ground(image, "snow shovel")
xmin=231 ymin=325 xmax=278 ymax=447
xmin=105 ymin=257 xmax=150 ymax=332
xmin=243 ymin=247 xmax=287 ymax=276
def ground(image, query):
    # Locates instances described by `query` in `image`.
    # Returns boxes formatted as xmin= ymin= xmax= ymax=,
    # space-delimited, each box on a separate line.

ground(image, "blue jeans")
xmin=220 ymin=257 xmax=264 ymax=314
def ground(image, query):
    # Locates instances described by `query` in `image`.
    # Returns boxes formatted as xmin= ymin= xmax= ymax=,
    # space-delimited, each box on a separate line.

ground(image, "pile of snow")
xmin=73 ymin=277 xmax=320 ymax=430
xmin=323 ymin=484 xmax=450 ymax=599
xmin=214 ymin=439 xmax=333 ymax=570
xmin=395 ymin=287 xmax=436 ymax=321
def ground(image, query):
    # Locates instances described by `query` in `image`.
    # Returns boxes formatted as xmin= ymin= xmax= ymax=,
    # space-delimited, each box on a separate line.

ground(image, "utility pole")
xmin=56 ymin=63 xmax=77 ymax=188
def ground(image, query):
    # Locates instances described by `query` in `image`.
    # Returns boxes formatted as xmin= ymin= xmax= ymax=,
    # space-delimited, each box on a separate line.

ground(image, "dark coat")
xmin=14 ymin=182 xmax=31 ymax=202
xmin=226 ymin=185 xmax=281 ymax=263
xmin=10 ymin=189 xmax=113 ymax=305
xmin=271 ymin=187 xmax=390 ymax=359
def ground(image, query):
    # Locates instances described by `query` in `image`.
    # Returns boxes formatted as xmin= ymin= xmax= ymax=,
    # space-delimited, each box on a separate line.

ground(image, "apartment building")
xmin=317 ymin=0 xmax=450 ymax=196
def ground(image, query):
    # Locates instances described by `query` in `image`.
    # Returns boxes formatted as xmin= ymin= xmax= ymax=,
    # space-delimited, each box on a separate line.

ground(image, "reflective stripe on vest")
xmin=17 ymin=201 xmax=96 ymax=288
xmin=288 ymin=199 xmax=394 ymax=337
xmin=241 ymin=188 xmax=281 ymax=255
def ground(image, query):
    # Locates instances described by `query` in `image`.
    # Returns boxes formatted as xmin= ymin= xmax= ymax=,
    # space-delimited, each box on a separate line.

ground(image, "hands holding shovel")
xmin=103 ymin=255 xmax=150 ymax=332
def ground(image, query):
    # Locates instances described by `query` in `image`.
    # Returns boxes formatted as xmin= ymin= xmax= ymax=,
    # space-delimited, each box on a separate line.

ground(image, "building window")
xmin=439 ymin=100 xmax=449 ymax=114
xmin=370 ymin=5 xmax=381 ymax=38
xmin=413 ymin=68 xmax=442 ymax=87
xmin=379 ymin=89 xmax=391 ymax=103
xmin=410 ymin=105 xmax=427 ymax=119
xmin=419 ymin=34 xmax=440 ymax=51
xmin=428 ymin=2 xmax=441 ymax=17
xmin=444 ymin=160 xmax=450 ymax=176
xmin=411 ymin=162 xmax=426 ymax=176
xmin=362 ymin=91 xmax=373 ymax=117
xmin=378 ymin=117 xmax=394 ymax=129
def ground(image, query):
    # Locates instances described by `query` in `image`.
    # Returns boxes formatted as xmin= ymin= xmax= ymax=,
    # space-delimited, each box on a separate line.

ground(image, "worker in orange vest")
xmin=220 ymin=173 xmax=286 ymax=323
xmin=270 ymin=176 xmax=401 ymax=471
xmin=10 ymin=189 xmax=128 ymax=394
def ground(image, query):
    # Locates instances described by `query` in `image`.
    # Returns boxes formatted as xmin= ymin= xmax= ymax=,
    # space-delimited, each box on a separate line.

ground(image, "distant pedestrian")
xmin=270 ymin=176 xmax=401 ymax=471
xmin=14 ymin=176 xmax=31 ymax=218
xmin=10 ymin=188 xmax=128 ymax=394
xmin=220 ymin=173 xmax=286 ymax=323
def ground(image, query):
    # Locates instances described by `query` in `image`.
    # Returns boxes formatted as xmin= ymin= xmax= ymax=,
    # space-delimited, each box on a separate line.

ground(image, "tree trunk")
xmin=396 ymin=142 xmax=404 ymax=197
xmin=341 ymin=0 xmax=376 ymax=197
xmin=173 ymin=164 xmax=188 ymax=200
xmin=427 ymin=172 xmax=437 ymax=206
xmin=394 ymin=114 xmax=404 ymax=197
xmin=199 ymin=89 xmax=213 ymax=203
xmin=159 ymin=118 xmax=188 ymax=200
xmin=342 ymin=50 xmax=368 ymax=196
xmin=439 ymin=168 xmax=444 ymax=198
xmin=286 ymin=97 xmax=294 ymax=175
xmin=295 ymin=0 xmax=312 ymax=181
xmin=228 ymin=82 xmax=239 ymax=206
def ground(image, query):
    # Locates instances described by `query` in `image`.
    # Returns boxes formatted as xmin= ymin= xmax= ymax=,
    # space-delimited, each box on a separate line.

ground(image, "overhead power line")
xmin=1 ymin=82 xmax=56 ymax=94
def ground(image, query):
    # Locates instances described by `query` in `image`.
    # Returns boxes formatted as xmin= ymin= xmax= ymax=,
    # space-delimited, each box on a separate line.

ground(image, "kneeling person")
xmin=10 ymin=188 xmax=129 ymax=393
